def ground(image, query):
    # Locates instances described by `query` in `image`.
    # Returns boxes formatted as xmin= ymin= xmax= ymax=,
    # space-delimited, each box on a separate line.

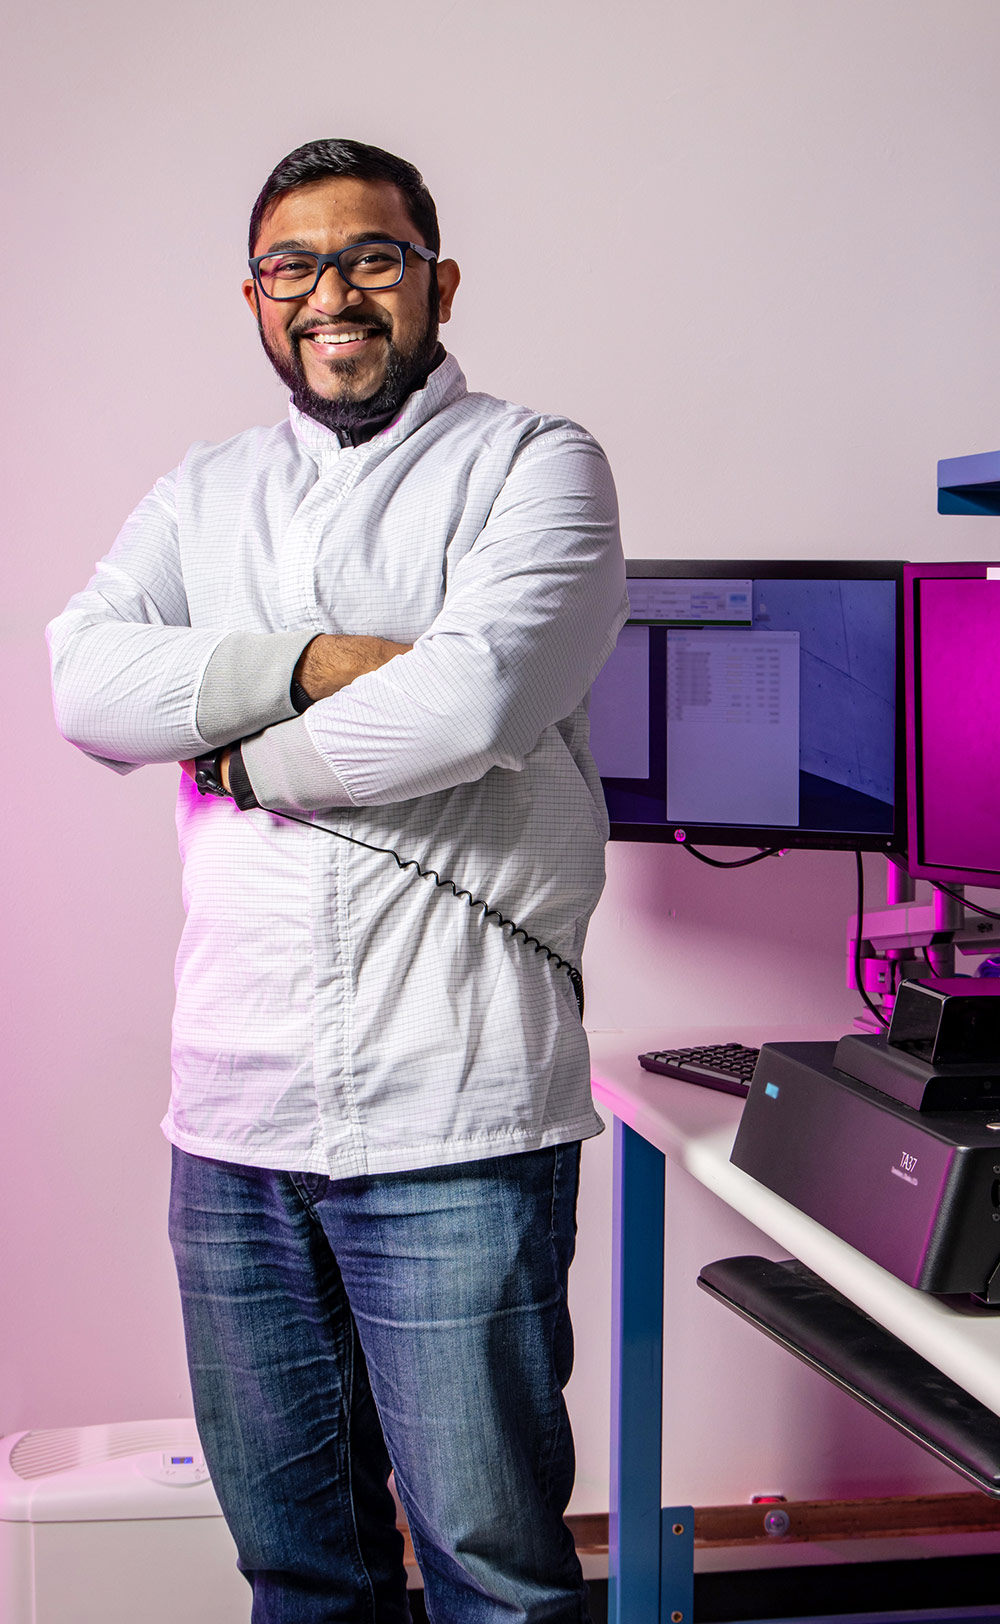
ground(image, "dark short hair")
xmin=248 ymin=138 xmax=441 ymax=257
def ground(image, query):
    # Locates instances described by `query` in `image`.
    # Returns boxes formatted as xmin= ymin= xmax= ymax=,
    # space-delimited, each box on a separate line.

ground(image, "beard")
xmin=257 ymin=280 xmax=441 ymax=435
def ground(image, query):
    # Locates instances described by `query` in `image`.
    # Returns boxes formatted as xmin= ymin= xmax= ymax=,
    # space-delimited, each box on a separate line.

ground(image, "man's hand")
xmin=294 ymin=634 xmax=412 ymax=702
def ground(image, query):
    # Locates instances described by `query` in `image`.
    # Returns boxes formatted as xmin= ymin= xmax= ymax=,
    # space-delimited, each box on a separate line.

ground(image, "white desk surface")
xmin=589 ymin=1025 xmax=1000 ymax=1421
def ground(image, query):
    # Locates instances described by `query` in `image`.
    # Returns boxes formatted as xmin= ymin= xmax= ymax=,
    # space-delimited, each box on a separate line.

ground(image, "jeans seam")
xmin=537 ymin=1146 xmax=568 ymax=1509
xmin=289 ymin=1171 xmax=329 ymax=1211
xmin=550 ymin=1144 xmax=590 ymax=1624
xmin=342 ymin=1320 xmax=379 ymax=1624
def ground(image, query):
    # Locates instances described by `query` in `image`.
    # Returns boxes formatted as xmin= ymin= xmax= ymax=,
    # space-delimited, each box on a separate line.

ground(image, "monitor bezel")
xmin=604 ymin=558 xmax=906 ymax=853
xmin=904 ymin=560 xmax=1000 ymax=888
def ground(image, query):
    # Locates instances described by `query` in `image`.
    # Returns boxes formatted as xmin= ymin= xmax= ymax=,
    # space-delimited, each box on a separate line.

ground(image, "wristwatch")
xmin=193 ymin=748 xmax=229 ymax=798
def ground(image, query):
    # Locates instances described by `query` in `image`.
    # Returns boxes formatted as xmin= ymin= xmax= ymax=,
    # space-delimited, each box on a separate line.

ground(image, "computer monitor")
xmin=904 ymin=560 xmax=1000 ymax=888
xmin=589 ymin=559 xmax=905 ymax=853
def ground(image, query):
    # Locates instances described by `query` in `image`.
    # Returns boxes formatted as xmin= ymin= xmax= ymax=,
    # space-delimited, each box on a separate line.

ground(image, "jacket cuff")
xmin=227 ymin=744 xmax=259 ymax=810
xmin=240 ymin=714 xmax=355 ymax=811
xmin=195 ymin=630 xmax=316 ymax=746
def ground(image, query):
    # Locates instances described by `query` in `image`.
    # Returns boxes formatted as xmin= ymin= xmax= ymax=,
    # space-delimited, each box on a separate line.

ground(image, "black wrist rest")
xmin=697 ymin=1255 xmax=1000 ymax=1497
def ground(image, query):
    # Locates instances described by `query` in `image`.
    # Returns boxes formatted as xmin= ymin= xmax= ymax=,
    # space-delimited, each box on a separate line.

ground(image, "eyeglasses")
xmin=249 ymin=239 xmax=437 ymax=301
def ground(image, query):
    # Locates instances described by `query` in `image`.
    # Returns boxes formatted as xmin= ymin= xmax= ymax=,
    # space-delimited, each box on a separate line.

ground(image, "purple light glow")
xmin=918 ymin=577 xmax=1000 ymax=877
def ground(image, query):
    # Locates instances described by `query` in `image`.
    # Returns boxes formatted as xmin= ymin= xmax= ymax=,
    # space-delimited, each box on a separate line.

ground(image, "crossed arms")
xmin=48 ymin=431 xmax=626 ymax=813
xmin=182 ymin=632 xmax=411 ymax=791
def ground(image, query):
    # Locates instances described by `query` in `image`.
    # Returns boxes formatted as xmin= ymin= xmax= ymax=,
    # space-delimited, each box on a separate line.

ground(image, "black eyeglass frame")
xmin=249 ymin=239 xmax=437 ymax=301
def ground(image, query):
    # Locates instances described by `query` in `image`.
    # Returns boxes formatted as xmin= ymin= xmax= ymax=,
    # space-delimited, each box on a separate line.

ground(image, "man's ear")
xmin=436 ymin=259 xmax=460 ymax=324
xmin=242 ymin=278 xmax=261 ymax=322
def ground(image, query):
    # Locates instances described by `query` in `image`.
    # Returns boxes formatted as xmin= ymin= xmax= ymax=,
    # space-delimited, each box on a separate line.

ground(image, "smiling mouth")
xmin=301 ymin=326 xmax=383 ymax=349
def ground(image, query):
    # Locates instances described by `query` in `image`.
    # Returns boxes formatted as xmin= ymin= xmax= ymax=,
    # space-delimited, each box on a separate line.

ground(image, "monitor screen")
xmin=590 ymin=560 xmax=904 ymax=851
xmin=905 ymin=561 xmax=1000 ymax=888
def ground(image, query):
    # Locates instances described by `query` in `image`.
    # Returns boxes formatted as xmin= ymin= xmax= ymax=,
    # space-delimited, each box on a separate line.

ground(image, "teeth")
xmin=309 ymin=330 xmax=371 ymax=345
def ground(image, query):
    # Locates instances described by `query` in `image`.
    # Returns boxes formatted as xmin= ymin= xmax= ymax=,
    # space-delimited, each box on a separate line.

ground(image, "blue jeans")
xmin=168 ymin=1143 xmax=590 ymax=1624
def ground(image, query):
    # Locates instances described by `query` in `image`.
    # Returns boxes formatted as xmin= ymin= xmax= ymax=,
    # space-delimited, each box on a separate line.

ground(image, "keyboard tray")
xmin=698 ymin=1255 xmax=1000 ymax=1497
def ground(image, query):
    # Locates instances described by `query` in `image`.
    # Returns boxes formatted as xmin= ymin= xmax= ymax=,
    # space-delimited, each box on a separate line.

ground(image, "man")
xmin=48 ymin=139 xmax=626 ymax=1623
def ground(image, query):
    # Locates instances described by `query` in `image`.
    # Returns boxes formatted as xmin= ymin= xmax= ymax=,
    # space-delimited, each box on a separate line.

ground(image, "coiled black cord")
xmin=262 ymin=805 xmax=585 ymax=1019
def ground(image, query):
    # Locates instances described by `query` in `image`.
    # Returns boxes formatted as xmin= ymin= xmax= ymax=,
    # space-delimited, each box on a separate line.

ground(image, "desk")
xmin=589 ymin=1028 xmax=1000 ymax=1624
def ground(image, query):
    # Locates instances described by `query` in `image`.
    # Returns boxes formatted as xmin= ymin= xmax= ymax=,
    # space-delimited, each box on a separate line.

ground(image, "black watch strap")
xmin=227 ymin=745 xmax=260 ymax=810
xmin=290 ymin=678 xmax=315 ymax=714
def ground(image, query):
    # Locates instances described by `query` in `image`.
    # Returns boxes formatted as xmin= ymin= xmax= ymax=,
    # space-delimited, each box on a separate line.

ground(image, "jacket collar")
xmin=288 ymin=352 xmax=467 ymax=463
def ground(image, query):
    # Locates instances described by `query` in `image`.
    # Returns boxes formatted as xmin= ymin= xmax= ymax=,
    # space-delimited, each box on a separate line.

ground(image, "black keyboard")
xmin=638 ymin=1042 xmax=760 ymax=1098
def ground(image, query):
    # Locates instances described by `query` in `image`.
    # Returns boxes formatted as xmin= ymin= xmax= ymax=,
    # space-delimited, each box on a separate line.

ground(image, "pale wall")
xmin=4 ymin=0 xmax=1000 ymax=1516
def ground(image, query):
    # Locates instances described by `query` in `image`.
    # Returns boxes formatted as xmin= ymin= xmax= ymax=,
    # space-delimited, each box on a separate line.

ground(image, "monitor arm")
xmin=847 ymin=860 xmax=1000 ymax=1030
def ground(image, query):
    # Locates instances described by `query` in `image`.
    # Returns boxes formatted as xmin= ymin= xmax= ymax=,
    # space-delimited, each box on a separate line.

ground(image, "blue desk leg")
xmin=608 ymin=1119 xmax=667 ymax=1624
xmin=661 ymin=1508 xmax=695 ymax=1623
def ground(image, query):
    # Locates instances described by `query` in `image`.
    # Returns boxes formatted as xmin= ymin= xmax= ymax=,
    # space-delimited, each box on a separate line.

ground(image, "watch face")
xmin=194 ymin=754 xmax=227 ymax=797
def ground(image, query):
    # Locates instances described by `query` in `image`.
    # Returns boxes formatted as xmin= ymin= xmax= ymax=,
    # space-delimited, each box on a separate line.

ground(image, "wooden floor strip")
xmin=566 ymin=1493 xmax=1000 ymax=1553
xmin=399 ymin=1492 xmax=1000 ymax=1569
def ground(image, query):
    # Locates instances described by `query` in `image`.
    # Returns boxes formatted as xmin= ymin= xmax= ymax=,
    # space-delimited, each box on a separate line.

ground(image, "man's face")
xmin=242 ymin=176 xmax=459 ymax=430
